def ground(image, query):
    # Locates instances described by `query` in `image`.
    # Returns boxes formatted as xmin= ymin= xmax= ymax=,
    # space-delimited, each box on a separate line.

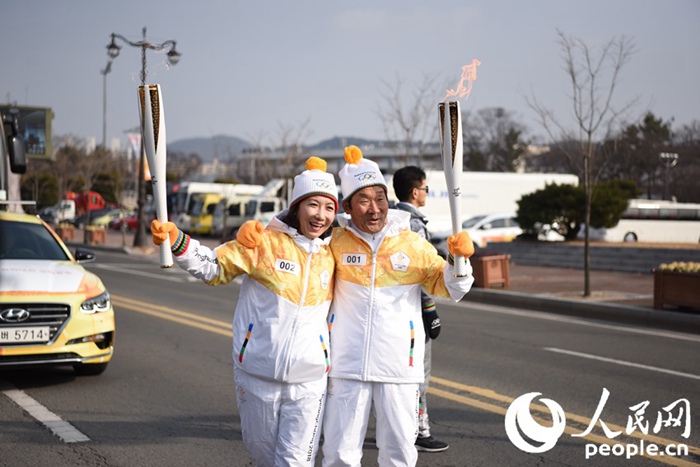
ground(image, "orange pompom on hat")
xmin=290 ymin=156 xmax=339 ymax=211
xmin=338 ymin=145 xmax=387 ymax=200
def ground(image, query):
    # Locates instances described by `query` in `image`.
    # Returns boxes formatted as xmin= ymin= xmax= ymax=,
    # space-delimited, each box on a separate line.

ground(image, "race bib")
xmin=341 ymin=253 xmax=367 ymax=266
xmin=275 ymin=258 xmax=300 ymax=276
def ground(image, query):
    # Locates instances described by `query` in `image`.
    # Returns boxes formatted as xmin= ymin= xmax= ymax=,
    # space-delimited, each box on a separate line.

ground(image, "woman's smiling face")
xmin=296 ymin=195 xmax=337 ymax=239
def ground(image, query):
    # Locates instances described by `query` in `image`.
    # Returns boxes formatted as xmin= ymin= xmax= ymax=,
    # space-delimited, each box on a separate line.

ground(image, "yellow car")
xmin=0 ymin=210 xmax=115 ymax=375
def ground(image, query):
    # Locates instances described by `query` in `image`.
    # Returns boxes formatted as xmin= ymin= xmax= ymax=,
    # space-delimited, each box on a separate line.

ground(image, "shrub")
xmin=658 ymin=262 xmax=700 ymax=274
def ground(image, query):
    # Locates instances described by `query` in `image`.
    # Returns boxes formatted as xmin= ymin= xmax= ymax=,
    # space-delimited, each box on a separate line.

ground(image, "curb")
xmin=465 ymin=288 xmax=700 ymax=335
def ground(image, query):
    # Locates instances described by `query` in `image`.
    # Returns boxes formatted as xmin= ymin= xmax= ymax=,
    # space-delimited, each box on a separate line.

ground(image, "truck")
xmin=243 ymin=179 xmax=287 ymax=224
xmin=187 ymin=192 xmax=223 ymax=235
xmin=67 ymin=190 xmax=107 ymax=214
xmin=38 ymin=199 xmax=77 ymax=224
xmin=39 ymin=190 xmax=110 ymax=225
xmin=211 ymin=195 xmax=256 ymax=239
xmin=172 ymin=182 xmax=265 ymax=234
xmin=212 ymin=178 xmax=288 ymax=240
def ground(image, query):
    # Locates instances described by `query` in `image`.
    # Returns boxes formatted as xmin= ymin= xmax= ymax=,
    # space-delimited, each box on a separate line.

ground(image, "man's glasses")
xmin=416 ymin=186 xmax=429 ymax=194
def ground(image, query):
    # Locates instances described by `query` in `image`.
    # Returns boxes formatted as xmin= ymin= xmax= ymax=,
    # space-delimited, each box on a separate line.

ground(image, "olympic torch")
xmin=439 ymin=101 xmax=467 ymax=276
xmin=138 ymin=84 xmax=173 ymax=268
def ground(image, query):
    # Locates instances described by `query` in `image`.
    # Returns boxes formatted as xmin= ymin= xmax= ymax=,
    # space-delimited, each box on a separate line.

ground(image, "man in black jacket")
xmin=392 ymin=166 xmax=449 ymax=453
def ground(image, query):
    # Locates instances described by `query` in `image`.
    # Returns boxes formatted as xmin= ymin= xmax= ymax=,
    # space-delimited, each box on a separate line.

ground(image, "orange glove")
xmin=236 ymin=220 xmax=264 ymax=248
xmin=151 ymin=219 xmax=180 ymax=246
xmin=447 ymin=231 xmax=475 ymax=258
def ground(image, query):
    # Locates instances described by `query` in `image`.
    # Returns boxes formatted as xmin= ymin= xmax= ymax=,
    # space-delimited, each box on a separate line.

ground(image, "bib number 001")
xmin=342 ymin=254 xmax=367 ymax=266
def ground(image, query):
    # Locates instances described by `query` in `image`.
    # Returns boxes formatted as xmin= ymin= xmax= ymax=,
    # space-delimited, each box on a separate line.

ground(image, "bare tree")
xmin=241 ymin=130 xmax=269 ymax=184
xmin=21 ymin=159 xmax=58 ymax=208
xmin=466 ymin=107 xmax=529 ymax=172
xmin=276 ymin=118 xmax=313 ymax=178
xmin=375 ymin=72 xmax=439 ymax=166
xmin=167 ymin=151 xmax=203 ymax=182
xmin=526 ymin=29 xmax=638 ymax=297
xmin=239 ymin=120 xmax=312 ymax=184
xmin=672 ymin=120 xmax=700 ymax=203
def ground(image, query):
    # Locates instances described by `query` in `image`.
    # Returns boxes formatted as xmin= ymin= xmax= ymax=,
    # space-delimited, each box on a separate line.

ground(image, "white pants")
xmin=234 ymin=366 xmax=326 ymax=467
xmin=321 ymin=378 xmax=419 ymax=467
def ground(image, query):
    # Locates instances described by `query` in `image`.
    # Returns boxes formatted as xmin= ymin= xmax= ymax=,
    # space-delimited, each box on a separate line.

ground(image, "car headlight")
xmin=80 ymin=291 xmax=111 ymax=314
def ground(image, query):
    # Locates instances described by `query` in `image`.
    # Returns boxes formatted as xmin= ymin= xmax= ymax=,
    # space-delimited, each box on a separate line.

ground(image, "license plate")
xmin=0 ymin=327 xmax=51 ymax=344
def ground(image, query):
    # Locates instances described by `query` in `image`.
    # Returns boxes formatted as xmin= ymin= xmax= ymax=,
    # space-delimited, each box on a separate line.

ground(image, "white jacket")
xmin=328 ymin=209 xmax=473 ymax=383
xmin=173 ymin=215 xmax=335 ymax=383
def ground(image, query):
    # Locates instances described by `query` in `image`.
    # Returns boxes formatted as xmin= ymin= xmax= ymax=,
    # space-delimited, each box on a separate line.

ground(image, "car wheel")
xmin=623 ymin=232 xmax=638 ymax=242
xmin=73 ymin=362 xmax=109 ymax=376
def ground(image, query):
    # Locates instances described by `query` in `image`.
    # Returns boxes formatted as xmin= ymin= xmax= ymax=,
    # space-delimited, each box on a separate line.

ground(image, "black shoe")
xmin=415 ymin=435 xmax=449 ymax=452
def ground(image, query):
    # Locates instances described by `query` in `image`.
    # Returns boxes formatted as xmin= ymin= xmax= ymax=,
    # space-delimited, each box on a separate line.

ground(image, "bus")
xmin=590 ymin=199 xmax=700 ymax=244
xmin=170 ymin=182 xmax=264 ymax=232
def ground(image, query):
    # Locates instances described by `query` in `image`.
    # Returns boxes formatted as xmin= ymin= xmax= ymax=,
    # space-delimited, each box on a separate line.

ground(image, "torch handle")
xmin=448 ymin=192 xmax=468 ymax=277
xmin=154 ymin=193 xmax=172 ymax=268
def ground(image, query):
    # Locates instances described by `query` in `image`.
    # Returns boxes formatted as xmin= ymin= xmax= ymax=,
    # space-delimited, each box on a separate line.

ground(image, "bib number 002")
xmin=275 ymin=258 xmax=300 ymax=276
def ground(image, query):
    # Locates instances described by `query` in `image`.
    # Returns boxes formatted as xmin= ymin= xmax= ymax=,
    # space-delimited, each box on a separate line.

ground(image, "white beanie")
xmin=290 ymin=157 xmax=339 ymax=211
xmin=338 ymin=145 xmax=387 ymax=201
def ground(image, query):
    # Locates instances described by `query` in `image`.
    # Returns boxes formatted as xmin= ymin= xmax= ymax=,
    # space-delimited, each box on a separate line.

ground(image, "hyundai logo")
xmin=0 ymin=308 xmax=30 ymax=323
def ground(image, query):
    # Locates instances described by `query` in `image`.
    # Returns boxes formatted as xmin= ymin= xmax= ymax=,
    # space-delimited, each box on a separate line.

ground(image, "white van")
xmin=430 ymin=212 xmax=523 ymax=255
xmin=211 ymin=196 xmax=255 ymax=239
xmin=245 ymin=197 xmax=286 ymax=226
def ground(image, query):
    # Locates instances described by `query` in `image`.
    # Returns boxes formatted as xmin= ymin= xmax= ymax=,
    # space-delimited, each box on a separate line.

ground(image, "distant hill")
xmin=168 ymin=135 xmax=385 ymax=162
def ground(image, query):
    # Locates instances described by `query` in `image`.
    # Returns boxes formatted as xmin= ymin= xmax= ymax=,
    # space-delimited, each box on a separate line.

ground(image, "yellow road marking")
xmin=113 ymin=294 xmax=698 ymax=465
xmin=112 ymin=295 xmax=232 ymax=338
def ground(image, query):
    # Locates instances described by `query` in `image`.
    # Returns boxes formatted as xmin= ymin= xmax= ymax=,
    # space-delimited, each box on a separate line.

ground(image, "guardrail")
xmin=480 ymin=241 xmax=700 ymax=273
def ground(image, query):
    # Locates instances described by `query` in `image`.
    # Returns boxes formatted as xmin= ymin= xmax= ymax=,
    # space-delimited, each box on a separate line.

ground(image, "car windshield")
xmin=462 ymin=215 xmax=487 ymax=229
xmin=0 ymin=219 xmax=71 ymax=261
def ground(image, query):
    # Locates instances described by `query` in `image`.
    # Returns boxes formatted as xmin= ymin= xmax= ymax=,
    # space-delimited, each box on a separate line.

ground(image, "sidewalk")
xmin=68 ymin=228 xmax=700 ymax=335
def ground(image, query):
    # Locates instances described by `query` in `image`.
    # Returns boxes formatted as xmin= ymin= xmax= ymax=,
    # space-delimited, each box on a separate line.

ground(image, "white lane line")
xmin=462 ymin=301 xmax=700 ymax=343
xmin=2 ymin=387 xmax=90 ymax=443
xmin=544 ymin=347 xmax=700 ymax=381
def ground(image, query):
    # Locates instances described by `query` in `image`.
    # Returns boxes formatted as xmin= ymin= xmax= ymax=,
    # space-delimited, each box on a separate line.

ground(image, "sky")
xmin=2 ymin=0 xmax=699 ymax=150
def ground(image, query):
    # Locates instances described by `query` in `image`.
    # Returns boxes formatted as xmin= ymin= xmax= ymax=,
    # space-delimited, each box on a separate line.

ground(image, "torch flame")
xmin=443 ymin=59 xmax=481 ymax=101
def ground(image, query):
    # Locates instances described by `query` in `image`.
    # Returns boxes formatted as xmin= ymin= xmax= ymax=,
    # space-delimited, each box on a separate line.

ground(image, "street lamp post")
xmin=101 ymin=60 xmax=112 ymax=148
xmin=659 ymin=152 xmax=679 ymax=200
xmin=106 ymin=27 xmax=181 ymax=248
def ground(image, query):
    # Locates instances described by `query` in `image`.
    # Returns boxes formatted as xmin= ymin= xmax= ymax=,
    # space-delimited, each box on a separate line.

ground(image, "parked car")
xmin=431 ymin=212 xmax=523 ymax=256
xmin=71 ymin=207 xmax=114 ymax=229
xmin=109 ymin=213 xmax=137 ymax=231
xmin=109 ymin=211 xmax=155 ymax=231
xmin=90 ymin=208 xmax=133 ymax=228
xmin=0 ymin=210 xmax=115 ymax=375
